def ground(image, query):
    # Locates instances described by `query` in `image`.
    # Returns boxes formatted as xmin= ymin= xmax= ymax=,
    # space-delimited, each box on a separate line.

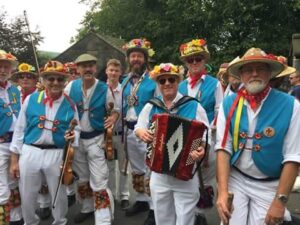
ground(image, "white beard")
xmin=244 ymin=80 xmax=267 ymax=94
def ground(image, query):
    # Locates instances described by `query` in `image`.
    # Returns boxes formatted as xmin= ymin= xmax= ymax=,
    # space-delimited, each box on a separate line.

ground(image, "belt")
xmin=30 ymin=144 xmax=59 ymax=149
xmin=126 ymin=121 xmax=137 ymax=130
xmin=114 ymin=131 xmax=123 ymax=136
xmin=233 ymin=166 xmax=279 ymax=182
xmin=0 ymin=132 xmax=13 ymax=143
xmin=80 ymin=130 xmax=104 ymax=139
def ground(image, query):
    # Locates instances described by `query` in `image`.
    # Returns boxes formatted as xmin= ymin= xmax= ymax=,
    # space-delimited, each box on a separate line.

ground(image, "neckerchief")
xmin=43 ymin=90 xmax=62 ymax=108
xmin=21 ymin=87 xmax=36 ymax=103
xmin=189 ymin=69 xmax=207 ymax=88
xmin=0 ymin=81 xmax=7 ymax=89
xmin=238 ymin=86 xmax=270 ymax=111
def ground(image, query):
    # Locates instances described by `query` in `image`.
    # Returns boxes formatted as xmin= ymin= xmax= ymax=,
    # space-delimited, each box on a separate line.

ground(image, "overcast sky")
xmin=1 ymin=0 xmax=89 ymax=53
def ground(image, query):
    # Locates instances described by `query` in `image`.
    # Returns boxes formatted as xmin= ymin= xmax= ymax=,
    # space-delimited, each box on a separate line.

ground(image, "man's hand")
xmin=64 ymin=130 xmax=75 ymax=142
xmin=135 ymin=128 xmax=154 ymax=143
xmin=104 ymin=112 xmax=119 ymax=129
xmin=9 ymin=153 xmax=20 ymax=180
xmin=265 ymin=199 xmax=285 ymax=225
xmin=216 ymin=192 xmax=232 ymax=225
xmin=189 ymin=146 xmax=205 ymax=162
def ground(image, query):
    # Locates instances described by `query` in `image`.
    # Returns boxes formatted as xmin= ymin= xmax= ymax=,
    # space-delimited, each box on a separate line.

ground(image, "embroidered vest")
xmin=179 ymin=75 xmax=217 ymax=123
xmin=122 ymin=73 xmax=156 ymax=117
xmin=24 ymin=92 xmax=75 ymax=148
xmin=69 ymin=79 xmax=107 ymax=131
xmin=0 ymin=85 xmax=20 ymax=136
xmin=223 ymin=89 xmax=294 ymax=178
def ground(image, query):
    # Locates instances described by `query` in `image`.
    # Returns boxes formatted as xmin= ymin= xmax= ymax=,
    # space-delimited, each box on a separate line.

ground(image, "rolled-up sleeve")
xmin=282 ymin=100 xmax=300 ymax=164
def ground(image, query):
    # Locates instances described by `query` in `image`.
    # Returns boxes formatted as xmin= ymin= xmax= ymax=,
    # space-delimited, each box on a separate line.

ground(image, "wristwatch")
xmin=275 ymin=194 xmax=288 ymax=204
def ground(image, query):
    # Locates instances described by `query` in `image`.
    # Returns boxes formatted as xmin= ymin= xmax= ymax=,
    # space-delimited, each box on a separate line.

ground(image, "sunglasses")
xmin=158 ymin=77 xmax=177 ymax=85
xmin=19 ymin=74 xmax=35 ymax=79
xmin=186 ymin=56 xmax=204 ymax=64
xmin=46 ymin=77 xmax=65 ymax=82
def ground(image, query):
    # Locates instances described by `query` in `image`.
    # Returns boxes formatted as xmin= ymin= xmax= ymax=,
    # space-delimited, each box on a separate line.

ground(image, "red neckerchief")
xmin=0 ymin=81 xmax=7 ymax=89
xmin=21 ymin=87 xmax=36 ymax=103
xmin=43 ymin=90 xmax=62 ymax=108
xmin=238 ymin=86 xmax=270 ymax=111
xmin=189 ymin=69 xmax=207 ymax=88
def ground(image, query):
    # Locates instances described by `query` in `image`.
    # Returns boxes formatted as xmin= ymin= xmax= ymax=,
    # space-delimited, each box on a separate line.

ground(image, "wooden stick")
xmin=224 ymin=192 xmax=234 ymax=225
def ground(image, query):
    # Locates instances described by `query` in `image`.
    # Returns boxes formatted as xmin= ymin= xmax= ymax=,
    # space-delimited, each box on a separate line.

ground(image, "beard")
xmin=244 ymin=80 xmax=267 ymax=94
xmin=130 ymin=63 xmax=147 ymax=76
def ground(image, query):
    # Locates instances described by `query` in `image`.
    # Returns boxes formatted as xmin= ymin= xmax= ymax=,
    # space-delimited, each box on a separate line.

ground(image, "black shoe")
xmin=143 ymin=210 xmax=156 ymax=225
xmin=74 ymin=212 xmax=94 ymax=223
xmin=36 ymin=207 xmax=51 ymax=220
xmin=125 ymin=201 xmax=149 ymax=216
xmin=68 ymin=194 xmax=76 ymax=207
xmin=120 ymin=199 xmax=130 ymax=210
xmin=194 ymin=214 xmax=208 ymax=225
xmin=10 ymin=219 xmax=24 ymax=225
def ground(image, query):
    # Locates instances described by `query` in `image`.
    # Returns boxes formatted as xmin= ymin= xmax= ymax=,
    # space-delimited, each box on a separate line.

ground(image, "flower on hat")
xmin=0 ymin=50 xmax=17 ymax=61
xmin=18 ymin=63 xmax=35 ymax=72
xmin=42 ymin=61 xmax=69 ymax=74
xmin=150 ymin=63 xmax=181 ymax=79
xmin=122 ymin=38 xmax=155 ymax=57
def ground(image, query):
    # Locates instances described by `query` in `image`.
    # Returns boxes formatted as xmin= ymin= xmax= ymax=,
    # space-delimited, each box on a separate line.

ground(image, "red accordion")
xmin=146 ymin=114 xmax=207 ymax=181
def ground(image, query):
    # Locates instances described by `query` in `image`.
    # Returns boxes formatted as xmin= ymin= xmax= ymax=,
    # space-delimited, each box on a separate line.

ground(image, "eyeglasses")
xmin=19 ymin=74 xmax=35 ymax=79
xmin=46 ymin=77 xmax=65 ymax=82
xmin=158 ymin=77 xmax=177 ymax=85
xmin=186 ymin=57 xmax=204 ymax=64
xmin=240 ymin=67 xmax=270 ymax=75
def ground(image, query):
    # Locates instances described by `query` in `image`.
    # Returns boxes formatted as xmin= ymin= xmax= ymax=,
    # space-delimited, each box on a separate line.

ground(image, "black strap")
xmin=148 ymin=96 xmax=199 ymax=113
xmin=233 ymin=166 xmax=279 ymax=182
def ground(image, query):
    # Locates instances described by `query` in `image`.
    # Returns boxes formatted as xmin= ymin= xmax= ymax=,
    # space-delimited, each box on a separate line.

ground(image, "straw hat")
xmin=122 ymin=38 xmax=155 ymax=58
xmin=12 ymin=63 xmax=38 ymax=81
xmin=276 ymin=56 xmax=296 ymax=78
xmin=150 ymin=63 xmax=183 ymax=81
xmin=227 ymin=48 xmax=284 ymax=78
xmin=40 ymin=61 xmax=69 ymax=77
xmin=179 ymin=39 xmax=210 ymax=61
xmin=0 ymin=50 xmax=18 ymax=67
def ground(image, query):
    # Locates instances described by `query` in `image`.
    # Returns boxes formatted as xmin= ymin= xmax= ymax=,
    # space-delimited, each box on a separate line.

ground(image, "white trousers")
xmin=150 ymin=172 xmax=200 ymax=225
xmin=37 ymin=174 xmax=51 ymax=208
xmin=73 ymin=135 xmax=112 ymax=225
xmin=226 ymin=170 xmax=291 ymax=225
xmin=107 ymin=134 xmax=130 ymax=201
xmin=19 ymin=144 xmax=67 ymax=225
xmin=127 ymin=129 xmax=152 ymax=204
xmin=0 ymin=143 xmax=22 ymax=221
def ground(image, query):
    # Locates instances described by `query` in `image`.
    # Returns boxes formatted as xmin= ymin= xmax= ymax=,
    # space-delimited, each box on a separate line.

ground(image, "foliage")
xmin=0 ymin=10 xmax=43 ymax=67
xmin=77 ymin=0 xmax=300 ymax=72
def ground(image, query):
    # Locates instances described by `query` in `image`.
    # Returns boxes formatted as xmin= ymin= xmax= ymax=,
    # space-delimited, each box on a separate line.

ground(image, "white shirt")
xmin=65 ymin=79 xmax=117 ymax=132
xmin=0 ymin=82 xmax=18 ymax=132
xmin=216 ymin=90 xmax=300 ymax=178
xmin=135 ymin=92 xmax=211 ymax=145
xmin=10 ymin=92 xmax=80 ymax=154
xmin=186 ymin=75 xmax=224 ymax=122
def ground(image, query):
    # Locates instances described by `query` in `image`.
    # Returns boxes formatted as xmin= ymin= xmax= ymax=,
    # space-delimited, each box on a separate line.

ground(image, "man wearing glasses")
xmin=289 ymin=71 xmax=300 ymax=101
xmin=178 ymin=39 xmax=223 ymax=224
xmin=10 ymin=60 xmax=80 ymax=225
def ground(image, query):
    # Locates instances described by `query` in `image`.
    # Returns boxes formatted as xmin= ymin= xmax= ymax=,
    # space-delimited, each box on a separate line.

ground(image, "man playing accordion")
xmin=135 ymin=63 xmax=210 ymax=225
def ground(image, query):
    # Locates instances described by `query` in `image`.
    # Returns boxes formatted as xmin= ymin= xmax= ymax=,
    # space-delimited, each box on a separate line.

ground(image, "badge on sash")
xmin=263 ymin=127 xmax=275 ymax=137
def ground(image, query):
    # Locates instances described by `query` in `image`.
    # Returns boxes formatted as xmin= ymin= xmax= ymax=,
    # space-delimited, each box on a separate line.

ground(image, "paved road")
xmin=40 ymin=192 xmax=300 ymax=225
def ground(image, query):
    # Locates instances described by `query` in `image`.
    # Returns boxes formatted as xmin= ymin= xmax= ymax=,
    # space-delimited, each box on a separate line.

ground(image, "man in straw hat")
xmin=10 ymin=60 xmax=80 ymax=225
xmin=0 ymin=50 xmax=23 ymax=225
xmin=135 ymin=63 xmax=210 ymax=225
xmin=121 ymin=38 xmax=157 ymax=225
xmin=65 ymin=53 xmax=118 ymax=225
xmin=178 ymin=39 xmax=223 ymax=224
xmin=215 ymin=47 xmax=300 ymax=225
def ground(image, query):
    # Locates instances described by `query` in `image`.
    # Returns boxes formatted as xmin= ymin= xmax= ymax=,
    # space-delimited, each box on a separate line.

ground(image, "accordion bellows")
xmin=146 ymin=114 xmax=207 ymax=181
